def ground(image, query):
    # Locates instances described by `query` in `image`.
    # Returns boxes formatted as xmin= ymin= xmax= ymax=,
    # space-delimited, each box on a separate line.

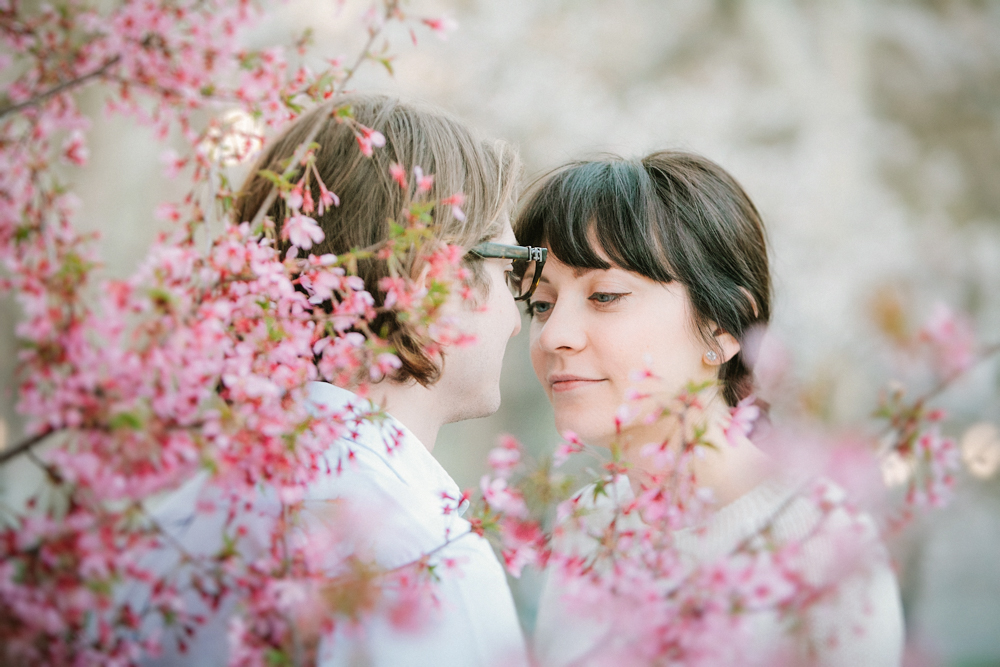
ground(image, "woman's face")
xmin=528 ymin=252 xmax=718 ymax=447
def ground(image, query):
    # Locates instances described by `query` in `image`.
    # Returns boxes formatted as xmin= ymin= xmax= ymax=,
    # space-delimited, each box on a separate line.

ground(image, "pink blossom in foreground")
xmin=553 ymin=430 xmax=585 ymax=467
xmin=318 ymin=182 xmax=340 ymax=213
xmin=480 ymin=476 xmax=529 ymax=519
xmin=354 ymin=125 xmax=386 ymax=157
xmin=0 ymin=0 xmax=481 ymax=660
xmin=918 ymin=302 xmax=976 ymax=378
xmin=389 ymin=162 xmax=408 ymax=189
xmin=283 ymin=213 xmax=325 ymax=249
xmin=1 ymin=0 xmax=990 ymax=658
xmin=413 ymin=165 xmax=434 ymax=193
xmin=421 ymin=15 xmax=458 ymax=40
xmin=487 ymin=434 xmax=522 ymax=477
xmin=724 ymin=395 xmax=761 ymax=446
xmin=441 ymin=192 xmax=466 ymax=221
xmin=498 ymin=517 xmax=546 ymax=578
xmin=908 ymin=429 xmax=960 ymax=508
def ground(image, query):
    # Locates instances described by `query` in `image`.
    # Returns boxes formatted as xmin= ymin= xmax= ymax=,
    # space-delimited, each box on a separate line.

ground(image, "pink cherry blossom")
xmin=724 ymin=395 xmax=761 ymax=446
xmin=354 ymin=125 xmax=386 ymax=157
xmin=440 ymin=192 xmax=465 ymax=221
xmin=318 ymin=182 xmax=340 ymax=213
xmin=413 ymin=165 xmax=434 ymax=193
xmin=918 ymin=302 xmax=976 ymax=378
xmin=553 ymin=430 xmax=585 ymax=467
xmin=283 ymin=213 xmax=325 ymax=249
xmin=487 ymin=434 xmax=522 ymax=476
xmin=389 ymin=162 xmax=408 ymax=189
xmin=421 ymin=15 xmax=458 ymax=40
xmin=480 ymin=476 xmax=529 ymax=519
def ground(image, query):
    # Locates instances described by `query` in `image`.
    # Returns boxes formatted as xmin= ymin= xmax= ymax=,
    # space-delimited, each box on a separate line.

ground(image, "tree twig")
xmin=0 ymin=56 xmax=122 ymax=120
xmin=0 ymin=428 xmax=55 ymax=466
xmin=876 ymin=340 xmax=1000 ymax=454
xmin=247 ymin=2 xmax=395 ymax=231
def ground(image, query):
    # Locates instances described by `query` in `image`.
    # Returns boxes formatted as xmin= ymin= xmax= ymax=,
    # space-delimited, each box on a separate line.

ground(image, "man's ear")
xmin=414 ymin=262 xmax=432 ymax=286
xmin=705 ymin=327 xmax=741 ymax=367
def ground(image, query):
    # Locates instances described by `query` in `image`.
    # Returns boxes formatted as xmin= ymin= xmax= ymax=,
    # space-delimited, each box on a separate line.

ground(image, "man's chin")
xmin=447 ymin=392 xmax=502 ymax=424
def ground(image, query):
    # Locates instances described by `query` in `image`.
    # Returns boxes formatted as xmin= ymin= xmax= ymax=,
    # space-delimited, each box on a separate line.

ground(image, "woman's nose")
xmin=536 ymin=302 xmax=585 ymax=352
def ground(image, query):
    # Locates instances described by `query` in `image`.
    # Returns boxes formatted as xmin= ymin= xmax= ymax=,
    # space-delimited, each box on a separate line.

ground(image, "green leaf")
xmin=264 ymin=315 xmax=285 ymax=342
xmin=86 ymin=577 xmax=113 ymax=596
xmin=148 ymin=287 xmax=174 ymax=311
xmin=56 ymin=251 xmax=93 ymax=286
xmin=109 ymin=410 xmax=144 ymax=431
xmin=256 ymin=169 xmax=288 ymax=188
xmin=265 ymin=648 xmax=293 ymax=666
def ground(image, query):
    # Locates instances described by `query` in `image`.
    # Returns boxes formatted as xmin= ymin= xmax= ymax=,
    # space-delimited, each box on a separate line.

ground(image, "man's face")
xmin=436 ymin=220 xmax=523 ymax=423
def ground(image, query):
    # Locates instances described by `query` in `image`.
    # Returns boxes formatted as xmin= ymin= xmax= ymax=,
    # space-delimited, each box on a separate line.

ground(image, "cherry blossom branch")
xmin=0 ymin=56 xmax=122 ymax=120
xmin=916 ymin=340 xmax=1000 ymax=406
xmin=0 ymin=429 xmax=55 ymax=466
xmin=325 ymin=529 xmax=473 ymax=593
xmin=876 ymin=339 xmax=1000 ymax=456
xmin=248 ymin=1 xmax=399 ymax=232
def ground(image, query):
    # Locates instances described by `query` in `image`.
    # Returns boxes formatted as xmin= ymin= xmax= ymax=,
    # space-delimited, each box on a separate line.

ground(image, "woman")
xmin=514 ymin=152 xmax=903 ymax=666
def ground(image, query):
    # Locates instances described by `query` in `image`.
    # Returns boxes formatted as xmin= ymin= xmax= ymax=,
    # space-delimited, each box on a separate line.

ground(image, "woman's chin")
xmin=553 ymin=414 xmax=615 ymax=448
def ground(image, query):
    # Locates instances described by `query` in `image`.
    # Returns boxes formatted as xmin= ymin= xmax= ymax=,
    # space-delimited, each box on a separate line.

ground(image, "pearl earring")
xmin=704 ymin=350 xmax=719 ymax=363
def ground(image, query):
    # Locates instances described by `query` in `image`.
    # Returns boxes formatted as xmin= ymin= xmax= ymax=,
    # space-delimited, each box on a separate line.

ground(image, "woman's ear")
xmin=704 ymin=328 xmax=741 ymax=366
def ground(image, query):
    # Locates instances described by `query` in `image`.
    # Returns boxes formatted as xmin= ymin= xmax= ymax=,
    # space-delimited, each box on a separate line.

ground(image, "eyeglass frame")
xmin=468 ymin=242 xmax=548 ymax=301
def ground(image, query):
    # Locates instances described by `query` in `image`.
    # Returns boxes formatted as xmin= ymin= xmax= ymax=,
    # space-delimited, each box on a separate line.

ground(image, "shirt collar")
xmin=306 ymin=382 xmax=464 ymax=508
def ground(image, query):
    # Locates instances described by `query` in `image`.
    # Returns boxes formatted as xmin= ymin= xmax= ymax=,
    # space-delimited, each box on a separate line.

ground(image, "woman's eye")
xmin=589 ymin=292 xmax=629 ymax=305
xmin=526 ymin=300 xmax=553 ymax=318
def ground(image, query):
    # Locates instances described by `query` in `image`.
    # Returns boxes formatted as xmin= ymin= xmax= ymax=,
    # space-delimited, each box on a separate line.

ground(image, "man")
xmin=143 ymin=94 xmax=535 ymax=666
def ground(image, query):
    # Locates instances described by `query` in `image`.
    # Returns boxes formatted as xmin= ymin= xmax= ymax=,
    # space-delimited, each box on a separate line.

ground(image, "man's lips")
xmin=548 ymin=374 xmax=606 ymax=393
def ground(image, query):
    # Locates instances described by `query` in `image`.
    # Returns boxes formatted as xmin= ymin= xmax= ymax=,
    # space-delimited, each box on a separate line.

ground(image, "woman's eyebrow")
xmin=537 ymin=268 xmax=598 ymax=285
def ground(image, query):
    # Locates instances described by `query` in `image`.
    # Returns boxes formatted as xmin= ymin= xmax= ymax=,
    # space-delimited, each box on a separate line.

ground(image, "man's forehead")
xmin=492 ymin=219 xmax=516 ymax=244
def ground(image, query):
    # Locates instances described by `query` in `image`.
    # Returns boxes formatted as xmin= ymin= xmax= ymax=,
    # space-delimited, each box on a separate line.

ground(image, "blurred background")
xmin=2 ymin=0 xmax=1000 ymax=663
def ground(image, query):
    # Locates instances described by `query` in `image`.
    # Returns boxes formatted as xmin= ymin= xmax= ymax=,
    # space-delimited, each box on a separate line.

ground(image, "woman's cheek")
xmin=528 ymin=333 xmax=547 ymax=391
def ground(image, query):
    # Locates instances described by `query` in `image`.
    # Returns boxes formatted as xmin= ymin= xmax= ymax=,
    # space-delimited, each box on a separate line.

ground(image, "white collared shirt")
xmin=307 ymin=382 xmax=528 ymax=667
xmin=136 ymin=383 xmax=527 ymax=666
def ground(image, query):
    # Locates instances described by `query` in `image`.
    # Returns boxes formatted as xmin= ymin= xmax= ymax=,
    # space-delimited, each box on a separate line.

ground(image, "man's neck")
xmin=363 ymin=380 xmax=444 ymax=453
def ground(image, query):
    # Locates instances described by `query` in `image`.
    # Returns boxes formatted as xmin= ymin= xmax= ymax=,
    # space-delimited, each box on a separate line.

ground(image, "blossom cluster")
xmin=2 ymin=0 xmax=997 ymax=662
xmin=0 ymin=0 xmax=471 ymax=664
xmin=470 ymin=301 xmax=995 ymax=665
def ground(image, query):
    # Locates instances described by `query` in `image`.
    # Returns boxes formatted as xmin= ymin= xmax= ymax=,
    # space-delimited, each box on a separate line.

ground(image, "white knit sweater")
xmin=533 ymin=476 xmax=904 ymax=666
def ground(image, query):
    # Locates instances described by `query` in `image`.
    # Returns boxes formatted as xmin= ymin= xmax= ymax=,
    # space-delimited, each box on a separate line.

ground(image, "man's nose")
xmin=508 ymin=295 xmax=522 ymax=338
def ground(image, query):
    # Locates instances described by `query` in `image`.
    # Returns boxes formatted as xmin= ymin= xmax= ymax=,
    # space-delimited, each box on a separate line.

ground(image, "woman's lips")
xmin=549 ymin=375 xmax=606 ymax=393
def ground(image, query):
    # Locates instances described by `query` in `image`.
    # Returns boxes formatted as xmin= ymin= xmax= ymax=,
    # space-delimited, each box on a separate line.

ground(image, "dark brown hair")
xmin=235 ymin=94 xmax=520 ymax=386
xmin=514 ymin=151 xmax=770 ymax=406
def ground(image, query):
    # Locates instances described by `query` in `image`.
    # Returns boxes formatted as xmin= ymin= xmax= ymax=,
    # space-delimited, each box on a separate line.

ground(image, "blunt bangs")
xmin=515 ymin=150 xmax=772 ymax=407
xmin=516 ymin=160 xmax=675 ymax=284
